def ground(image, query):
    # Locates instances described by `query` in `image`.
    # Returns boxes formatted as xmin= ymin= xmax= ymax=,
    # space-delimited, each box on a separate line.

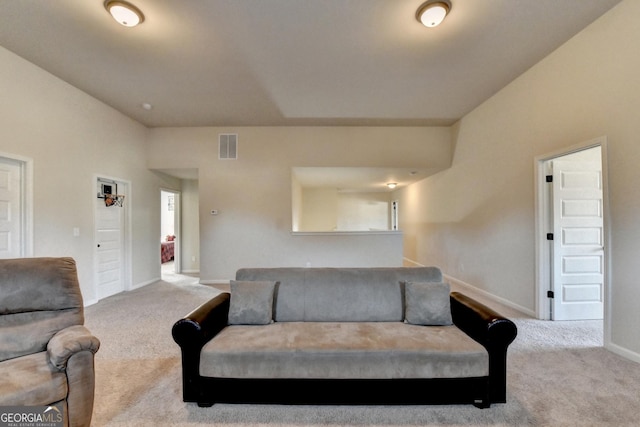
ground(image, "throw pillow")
xmin=404 ymin=281 xmax=453 ymax=326
xmin=228 ymin=280 xmax=277 ymax=325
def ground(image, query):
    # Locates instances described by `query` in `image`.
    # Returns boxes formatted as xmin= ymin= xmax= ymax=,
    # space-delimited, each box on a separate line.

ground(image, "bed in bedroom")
xmin=161 ymin=239 xmax=174 ymax=263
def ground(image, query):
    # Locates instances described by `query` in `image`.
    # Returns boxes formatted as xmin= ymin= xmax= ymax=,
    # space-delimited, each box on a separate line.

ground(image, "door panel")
xmin=95 ymin=188 xmax=124 ymax=299
xmin=0 ymin=158 xmax=22 ymax=258
xmin=551 ymin=160 xmax=604 ymax=320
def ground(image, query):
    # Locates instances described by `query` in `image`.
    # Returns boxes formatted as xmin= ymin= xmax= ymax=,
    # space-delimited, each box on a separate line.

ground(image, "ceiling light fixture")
xmin=416 ymin=0 xmax=451 ymax=28
xmin=387 ymin=183 xmax=398 ymax=189
xmin=104 ymin=0 xmax=145 ymax=27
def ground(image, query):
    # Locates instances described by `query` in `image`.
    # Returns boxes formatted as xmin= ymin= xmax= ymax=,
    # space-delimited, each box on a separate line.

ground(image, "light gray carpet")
xmin=84 ymin=272 xmax=640 ymax=427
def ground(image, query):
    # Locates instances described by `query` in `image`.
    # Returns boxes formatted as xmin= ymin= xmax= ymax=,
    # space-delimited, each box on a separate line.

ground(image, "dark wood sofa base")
xmin=194 ymin=377 xmax=493 ymax=408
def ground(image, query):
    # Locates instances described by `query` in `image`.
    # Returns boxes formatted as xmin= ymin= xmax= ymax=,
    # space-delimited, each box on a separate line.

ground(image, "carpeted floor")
xmin=83 ymin=271 xmax=640 ymax=427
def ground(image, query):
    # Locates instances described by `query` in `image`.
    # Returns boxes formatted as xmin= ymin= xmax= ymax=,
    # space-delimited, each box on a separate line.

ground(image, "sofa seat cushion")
xmin=0 ymin=351 xmax=67 ymax=405
xmin=200 ymin=322 xmax=488 ymax=380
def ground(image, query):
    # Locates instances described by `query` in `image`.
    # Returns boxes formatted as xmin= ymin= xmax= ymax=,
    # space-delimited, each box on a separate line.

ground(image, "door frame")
xmin=161 ymin=188 xmax=181 ymax=274
xmin=93 ymin=174 xmax=132 ymax=299
xmin=534 ymin=137 xmax=611 ymax=332
xmin=0 ymin=152 xmax=33 ymax=258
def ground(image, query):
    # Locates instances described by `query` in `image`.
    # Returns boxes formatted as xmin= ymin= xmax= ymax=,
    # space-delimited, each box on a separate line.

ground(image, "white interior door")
xmin=551 ymin=160 xmax=604 ymax=320
xmin=0 ymin=157 xmax=22 ymax=258
xmin=95 ymin=179 xmax=125 ymax=299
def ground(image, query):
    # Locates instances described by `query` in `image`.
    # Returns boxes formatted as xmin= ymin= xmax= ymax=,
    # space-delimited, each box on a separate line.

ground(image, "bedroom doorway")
xmin=0 ymin=154 xmax=32 ymax=259
xmin=535 ymin=137 xmax=609 ymax=326
xmin=161 ymin=189 xmax=181 ymax=276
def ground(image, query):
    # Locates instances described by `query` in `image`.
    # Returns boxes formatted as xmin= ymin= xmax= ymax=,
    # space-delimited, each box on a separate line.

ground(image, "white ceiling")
xmin=0 ymin=0 xmax=623 ymax=128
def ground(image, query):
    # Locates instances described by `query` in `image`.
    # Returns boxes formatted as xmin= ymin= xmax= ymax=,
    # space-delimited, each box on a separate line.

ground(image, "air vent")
xmin=219 ymin=134 xmax=238 ymax=159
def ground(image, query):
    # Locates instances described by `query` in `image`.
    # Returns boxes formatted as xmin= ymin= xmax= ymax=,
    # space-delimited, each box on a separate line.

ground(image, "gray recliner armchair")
xmin=0 ymin=257 xmax=100 ymax=427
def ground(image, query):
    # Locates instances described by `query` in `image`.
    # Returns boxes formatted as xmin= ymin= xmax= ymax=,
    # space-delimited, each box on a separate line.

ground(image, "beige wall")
xmin=147 ymin=126 xmax=451 ymax=280
xmin=298 ymin=189 xmax=392 ymax=232
xmin=4 ymin=0 xmax=639 ymax=362
xmin=336 ymin=192 xmax=392 ymax=231
xmin=0 ymin=46 xmax=180 ymax=303
xmin=398 ymin=0 xmax=640 ymax=360
xmin=299 ymin=188 xmax=339 ymax=231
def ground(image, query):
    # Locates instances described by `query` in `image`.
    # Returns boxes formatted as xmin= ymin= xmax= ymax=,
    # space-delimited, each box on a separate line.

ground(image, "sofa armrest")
xmin=172 ymin=292 xmax=230 ymax=402
xmin=47 ymin=325 xmax=100 ymax=371
xmin=450 ymin=292 xmax=517 ymax=348
xmin=450 ymin=291 xmax=517 ymax=404
xmin=172 ymin=292 xmax=230 ymax=349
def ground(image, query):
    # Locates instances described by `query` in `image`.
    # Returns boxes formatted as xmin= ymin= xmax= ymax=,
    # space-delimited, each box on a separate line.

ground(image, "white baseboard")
xmin=199 ymin=279 xmax=231 ymax=285
xmin=83 ymin=278 xmax=157 ymax=307
xmin=606 ymin=341 xmax=640 ymax=364
xmin=402 ymin=257 xmax=424 ymax=267
xmin=131 ymin=278 xmax=159 ymax=290
xmin=447 ymin=279 xmax=640 ymax=365
xmin=444 ymin=274 xmax=535 ymax=317
xmin=403 ymin=257 xmax=533 ymax=317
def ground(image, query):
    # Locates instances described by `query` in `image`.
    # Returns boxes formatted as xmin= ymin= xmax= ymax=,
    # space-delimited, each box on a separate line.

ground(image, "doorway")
xmin=94 ymin=176 xmax=131 ymax=300
xmin=535 ymin=137 xmax=610 ymax=326
xmin=161 ymin=189 xmax=180 ymax=276
xmin=0 ymin=154 xmax=32 ymax=258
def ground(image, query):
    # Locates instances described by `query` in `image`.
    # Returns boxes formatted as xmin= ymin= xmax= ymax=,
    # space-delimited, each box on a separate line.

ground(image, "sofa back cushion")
xmin=235 ymin=267 xmax=442 ymax=322
xmin=0 ymin=257 xmax=84 ymax=362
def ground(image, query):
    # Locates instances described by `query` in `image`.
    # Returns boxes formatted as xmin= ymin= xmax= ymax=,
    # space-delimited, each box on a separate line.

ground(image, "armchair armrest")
xmin=47 ymin=325 xmax=100 ymax=371
xmin=450 ymin=291 xmax=517 ymax=403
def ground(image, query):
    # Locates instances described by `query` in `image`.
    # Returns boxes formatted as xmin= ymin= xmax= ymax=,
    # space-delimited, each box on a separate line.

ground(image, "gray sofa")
xmin=172 ymin=267 xmax=517 ymax=408
xmin=0 ymin=257 xmax=100 ymax=427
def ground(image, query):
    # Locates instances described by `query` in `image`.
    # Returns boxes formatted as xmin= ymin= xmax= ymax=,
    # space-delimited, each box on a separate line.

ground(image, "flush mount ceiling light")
xmin=416 ymin=0 xmax=451 ymax=28
xmin=104 ymin=0 xmax=145 ymax=27
xmin=386 ymin=183 xmax=398 ymax=189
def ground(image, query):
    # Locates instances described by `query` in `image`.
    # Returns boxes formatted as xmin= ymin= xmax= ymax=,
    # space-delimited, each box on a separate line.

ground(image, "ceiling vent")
xmin=219 ymin=134 xmax=238 ymax=159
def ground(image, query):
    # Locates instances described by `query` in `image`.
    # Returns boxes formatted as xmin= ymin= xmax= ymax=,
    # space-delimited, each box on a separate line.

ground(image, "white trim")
xmin=93 ymin=174 xmax=133 ymax=301
xmin=132 ymin=278 xmax=159 ymax=290
xmin=83 ymin=297 xmax=99 ymax=307
xmin=25 ymin=161 xmax=33 ymax=257
xmin=84 ymin=278 xmax=158 ymax=307
xmin=444 ymin=274 xmax=535 ymax=317
xmin=402 ymin=257 xmax=533 ymax=316
xmin=160 ymin=188 xmax=181 ymax=273
xmin=199 ymin=279 xmax=231 ymax=286
xmin=402 ymin=257 xmax=424 ymax=267
xmin=606 ymin=342 xmax=640 ymax=364
xmin=291 ymin=231 xmax=403 ymax=236
xmin=0 ymin=152 xmax=34 ymax=257
xmin=602 ymin=140 xmax=612 ymax=349
xmin=533 ymin=136 xmax=610 ymax=342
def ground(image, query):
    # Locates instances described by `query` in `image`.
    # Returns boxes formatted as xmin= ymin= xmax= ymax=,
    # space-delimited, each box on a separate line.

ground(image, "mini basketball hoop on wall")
xmin=97 ymin=179 xmax=125 ymax=207
xmin=103 ymin=193 xmax=125 ymax=207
